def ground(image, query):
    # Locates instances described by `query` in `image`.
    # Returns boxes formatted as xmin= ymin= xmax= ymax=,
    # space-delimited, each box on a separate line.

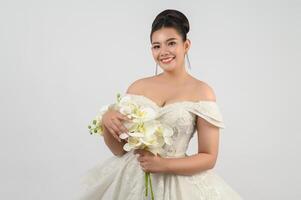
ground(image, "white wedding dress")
xmin=79 ymin=94 xmax=243 ymax=200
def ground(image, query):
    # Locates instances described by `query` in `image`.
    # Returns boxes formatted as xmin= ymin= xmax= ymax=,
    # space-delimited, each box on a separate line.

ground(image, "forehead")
xmin=151 ymin=27 xmax=181 ymax=44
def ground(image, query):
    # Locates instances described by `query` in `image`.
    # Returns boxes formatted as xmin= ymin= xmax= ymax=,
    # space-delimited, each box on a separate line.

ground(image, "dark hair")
xmin=150 ymin=9 xmax=190 ymax=43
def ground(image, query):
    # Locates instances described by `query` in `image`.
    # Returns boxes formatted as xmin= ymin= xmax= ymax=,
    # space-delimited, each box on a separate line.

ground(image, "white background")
xmin=0 ymin=0 xmax=300 ymax=199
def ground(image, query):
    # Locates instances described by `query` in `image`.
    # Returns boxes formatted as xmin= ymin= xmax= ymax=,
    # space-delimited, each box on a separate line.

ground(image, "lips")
xmin=160 ymin=56 xmax=175 ymax=64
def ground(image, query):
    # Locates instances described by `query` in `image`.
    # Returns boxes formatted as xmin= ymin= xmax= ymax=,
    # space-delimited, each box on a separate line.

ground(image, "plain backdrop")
xmin=0 ymin=0 xmax=300 ymax=199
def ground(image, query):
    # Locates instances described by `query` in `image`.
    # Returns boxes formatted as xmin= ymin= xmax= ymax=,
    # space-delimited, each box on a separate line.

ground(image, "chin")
xmin=159 ymin=62 xmax=176 ymax=69
xmin=161 ymin=66 xmax=176 ymax=72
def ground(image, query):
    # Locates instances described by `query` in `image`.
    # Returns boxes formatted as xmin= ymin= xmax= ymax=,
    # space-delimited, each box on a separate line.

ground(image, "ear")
xmin=184 ymin=38 xmax=191 ymax=53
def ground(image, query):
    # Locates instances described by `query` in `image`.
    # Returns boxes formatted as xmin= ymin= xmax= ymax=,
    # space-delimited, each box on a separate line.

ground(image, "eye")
xmin=169 ymin=41 xmax=176 ymax=46
xmin=152 ymin=45 xmax=160 ymax=49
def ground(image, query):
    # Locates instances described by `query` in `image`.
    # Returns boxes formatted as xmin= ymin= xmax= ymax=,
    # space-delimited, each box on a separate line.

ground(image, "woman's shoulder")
xmin=176 ymin=75 xmax=216 ymax=101
xmin=126 ymin=76 xmax=155 ymax=94
xmin=193 ymin=79 xmax=217 ymax=101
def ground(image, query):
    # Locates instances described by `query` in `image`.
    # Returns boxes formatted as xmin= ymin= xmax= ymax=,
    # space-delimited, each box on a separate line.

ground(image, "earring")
xmin=186 ymin=53 xmax=191 ymax=70
xmin=155 ymin=63 xmax=158 ymax=75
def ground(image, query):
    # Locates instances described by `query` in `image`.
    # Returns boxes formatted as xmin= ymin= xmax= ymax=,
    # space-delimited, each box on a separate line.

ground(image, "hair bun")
xmin=164 ymin=12 xmax=189 ymax=34
xmin=150 ymin=9 xmax=190 ymax=42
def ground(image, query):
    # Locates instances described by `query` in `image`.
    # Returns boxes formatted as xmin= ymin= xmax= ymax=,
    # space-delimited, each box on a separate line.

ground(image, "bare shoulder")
xmin=126 ymin=75 xmax=217 ymax=102
xmin=193 ymin=79 xmax=217 ymax=102
xmin=126 ymin=76 xmax=154 ymax=94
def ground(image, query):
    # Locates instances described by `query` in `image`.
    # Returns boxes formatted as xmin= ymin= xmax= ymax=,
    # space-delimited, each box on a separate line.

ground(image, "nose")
xmin=159 ymin=46 xmax=171 ymax=57
xmin=160 ymin=52 xmax=170 ymax=58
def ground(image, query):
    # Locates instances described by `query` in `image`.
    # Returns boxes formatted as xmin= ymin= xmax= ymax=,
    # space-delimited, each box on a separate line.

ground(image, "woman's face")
xmin=151 ymin=27 xmax=190 ymax=73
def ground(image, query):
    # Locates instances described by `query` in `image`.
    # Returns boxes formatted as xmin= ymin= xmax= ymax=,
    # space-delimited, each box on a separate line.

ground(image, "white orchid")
xmin=120 ymin=120 xmax=174 ymax=156
xmin=116 ymin=95 xmax=158 ymax=123
xmin=89 ymin=93 xmax=174 ymax=150
xmin=88 ymin=93 xmax=174 ymax=200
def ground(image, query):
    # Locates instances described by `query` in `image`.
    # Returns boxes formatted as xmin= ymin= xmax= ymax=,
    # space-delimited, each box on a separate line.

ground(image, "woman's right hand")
xmin=101 ymin=109 xmax=131 ymax=142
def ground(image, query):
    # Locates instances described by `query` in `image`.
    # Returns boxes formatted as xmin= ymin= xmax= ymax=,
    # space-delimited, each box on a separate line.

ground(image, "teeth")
xmin=161 ymin=57 xmax=174 ymax=63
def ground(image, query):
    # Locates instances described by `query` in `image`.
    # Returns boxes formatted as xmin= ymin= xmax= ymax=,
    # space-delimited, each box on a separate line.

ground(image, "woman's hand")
xmin=134 ymin=149 xmax=168 ymax=173
xmin=102 ymin=109 xmax=131 ymax=142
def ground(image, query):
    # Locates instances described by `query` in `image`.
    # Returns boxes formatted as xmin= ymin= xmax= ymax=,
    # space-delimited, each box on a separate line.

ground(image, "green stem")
xmin=145 ymin=172 xmax=149 ymax=197
xmin=149 ymin=173 xmax=154 ymax=200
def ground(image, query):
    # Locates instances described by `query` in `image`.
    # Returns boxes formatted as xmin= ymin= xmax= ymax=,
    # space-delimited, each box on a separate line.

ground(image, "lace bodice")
xmin=125 ymin=94 xmax=225 ymax=158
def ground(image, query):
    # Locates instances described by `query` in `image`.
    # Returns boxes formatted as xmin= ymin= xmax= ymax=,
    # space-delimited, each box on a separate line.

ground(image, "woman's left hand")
xmin=134 ymin=149 xmax=168 ymax=173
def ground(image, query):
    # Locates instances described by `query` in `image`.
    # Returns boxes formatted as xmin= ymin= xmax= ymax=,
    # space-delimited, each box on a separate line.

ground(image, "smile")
xmin=160 ymin=56 xmax=175 ymax=64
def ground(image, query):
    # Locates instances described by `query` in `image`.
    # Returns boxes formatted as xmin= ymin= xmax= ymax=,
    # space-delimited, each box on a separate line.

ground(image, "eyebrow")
xmin=152 ymin=37 xmax=177 ymax=45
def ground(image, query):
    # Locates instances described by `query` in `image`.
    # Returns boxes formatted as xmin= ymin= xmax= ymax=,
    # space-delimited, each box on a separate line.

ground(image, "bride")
xmin=79 ymin=9 xmax=243 ymax=200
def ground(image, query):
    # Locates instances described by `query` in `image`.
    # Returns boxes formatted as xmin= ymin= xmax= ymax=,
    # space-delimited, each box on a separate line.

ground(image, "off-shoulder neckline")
xmin=125 ymin=93 xmax=217 ymax=109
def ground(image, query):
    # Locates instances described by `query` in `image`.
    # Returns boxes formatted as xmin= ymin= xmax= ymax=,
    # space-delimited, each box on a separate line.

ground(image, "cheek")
xmin=175 ymin=49 xmax=185 ymax=58
xmin=174 ymin=47 xmax=183 ymax=54
xmin=152 ymin=52 xmax=160 ymax=60
xmin=151 ymin=50 xmax=156 ymax=56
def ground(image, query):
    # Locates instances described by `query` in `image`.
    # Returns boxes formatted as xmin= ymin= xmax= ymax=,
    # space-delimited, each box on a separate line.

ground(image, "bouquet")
xmin=88 ymin=93 xmax=174 ymax=200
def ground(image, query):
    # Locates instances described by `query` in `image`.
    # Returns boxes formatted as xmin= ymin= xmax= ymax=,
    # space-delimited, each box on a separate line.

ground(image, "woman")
xmin=80 ymin=9 xmax=243 ymax=200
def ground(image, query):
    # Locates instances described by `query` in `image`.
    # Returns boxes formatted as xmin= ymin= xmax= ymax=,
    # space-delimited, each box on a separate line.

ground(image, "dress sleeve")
xmin=187 ymin=101 xmax=226 ymax=129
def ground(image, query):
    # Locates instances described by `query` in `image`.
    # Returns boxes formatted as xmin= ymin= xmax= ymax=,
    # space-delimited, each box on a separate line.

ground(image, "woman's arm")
xmin=162 ymin=113 xmax=220 ymax=175
xmin=103 ymin=125 xmax=127 ymax=157
xmin=162 ymin=153 xmax=217 ymax=176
